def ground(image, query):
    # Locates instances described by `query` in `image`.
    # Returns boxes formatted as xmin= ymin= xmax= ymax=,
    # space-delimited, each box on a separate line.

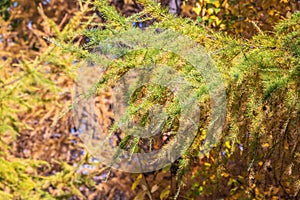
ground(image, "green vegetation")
xmin=0 ymin=0 xmax=299 ymax=199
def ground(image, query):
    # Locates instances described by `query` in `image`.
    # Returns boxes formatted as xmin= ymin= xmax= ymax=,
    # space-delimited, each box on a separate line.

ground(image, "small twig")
xmin=58 ymin=13 xmax=69 ymax=30
xmin=136 ymin=153 xmax=154 ymax=200
xmin=250 ymin=21 xmax=264 ymax=35
xmin=0 ymin=73 xmax=28 ymax=89
xmin=142 ymin=173 xmax=153 ymax=200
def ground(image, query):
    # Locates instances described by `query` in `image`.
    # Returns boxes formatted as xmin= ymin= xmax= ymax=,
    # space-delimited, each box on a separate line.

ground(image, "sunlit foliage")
xmin=0 ymin=0 xmax=299 ymax=199
xmin=182 ymin=0 xmax=300 ymax=38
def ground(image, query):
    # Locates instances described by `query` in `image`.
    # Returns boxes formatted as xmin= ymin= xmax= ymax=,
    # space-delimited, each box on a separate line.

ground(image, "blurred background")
xmin=0 ymin=0 xmax=299 ymax=199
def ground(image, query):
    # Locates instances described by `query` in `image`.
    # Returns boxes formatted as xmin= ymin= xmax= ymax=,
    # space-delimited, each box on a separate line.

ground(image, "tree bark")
xmin=169 ymin=0 xmax=181 ymax=15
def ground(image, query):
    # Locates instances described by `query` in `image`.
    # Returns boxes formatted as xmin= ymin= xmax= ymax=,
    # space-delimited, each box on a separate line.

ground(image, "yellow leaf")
xmin=204 ymin=162 xmax=211 ymax=167
xmin=221 ymin=172 xmax=230 ymax=178
xmin=216 ymin=18 xmax=222 ymax=25
xmin=262 ymin=143 xmax=269 ymax=148
xmin=207 ymin=8 xmax=214 ymax=15
xmin=225 ymin=141 xmax=231 ymax=149
xmin=214 ymin=1 xmax=220 ymax=8
xmin=160 ymin=185 xmax=170 ymax=200
xmin=200 ymin=129 xmax=207 ymax=140
xmin=202 ymin=15 xmax=209 ymax=21
xmin=209 ymin=15 xmax=217 ymax=20
xmin=131 ymin=174 xmax=143 ymax=191
xmin=192 ymin=3 xmax=201 ymax=15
